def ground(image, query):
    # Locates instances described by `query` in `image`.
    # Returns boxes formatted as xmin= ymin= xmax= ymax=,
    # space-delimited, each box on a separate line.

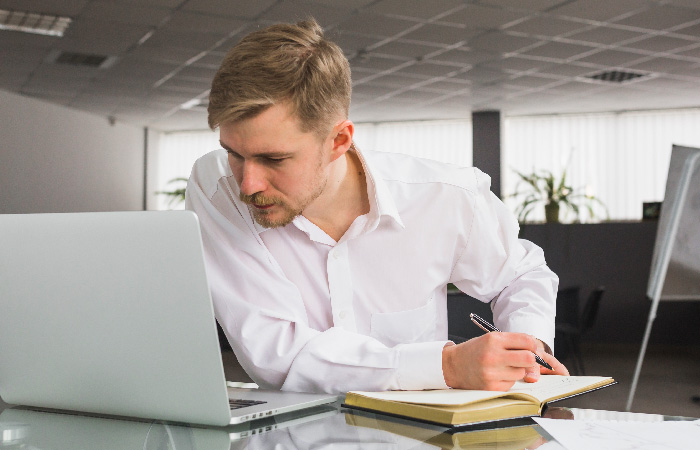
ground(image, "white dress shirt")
xmin=186 ymin=147 xmax=558 ymax=394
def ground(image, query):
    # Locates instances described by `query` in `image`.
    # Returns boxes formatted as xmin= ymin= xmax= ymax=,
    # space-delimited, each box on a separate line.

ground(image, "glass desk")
xmin=0 ymin=401 xmax=696 ymax=450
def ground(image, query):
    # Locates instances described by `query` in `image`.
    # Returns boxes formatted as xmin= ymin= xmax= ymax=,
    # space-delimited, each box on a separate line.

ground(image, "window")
xmin=502 ymin=109 xmax=700 ymax=221
xmin=154 ymin=120 xmax=473 ymax=210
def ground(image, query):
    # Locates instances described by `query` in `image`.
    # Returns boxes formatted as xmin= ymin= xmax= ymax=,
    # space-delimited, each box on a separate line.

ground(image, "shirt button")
xmin=339 ymin=310 xmax=348 ymax=320
xmin=332 ymin=250 xmax=341 ymax=260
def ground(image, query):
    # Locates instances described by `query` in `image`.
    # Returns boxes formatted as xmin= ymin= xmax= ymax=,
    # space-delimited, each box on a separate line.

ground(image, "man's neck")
xmin=303 ymin=150 xmax=370 ymax=242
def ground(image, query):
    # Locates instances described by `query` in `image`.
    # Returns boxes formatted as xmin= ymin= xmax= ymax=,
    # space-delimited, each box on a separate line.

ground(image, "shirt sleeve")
xmin=449 ymin=168 xmax=559 ymax=351
xmin=185 ymin=156 xmax=449 ymax=394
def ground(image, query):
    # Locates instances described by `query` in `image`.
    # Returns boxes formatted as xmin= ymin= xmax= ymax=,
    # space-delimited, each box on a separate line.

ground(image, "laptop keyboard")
xmin=229 ymin=399 xmax=268 ymax=410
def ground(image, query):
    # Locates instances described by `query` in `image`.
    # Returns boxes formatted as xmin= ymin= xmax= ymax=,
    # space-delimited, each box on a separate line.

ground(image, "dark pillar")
xmin=472 ymin=110 xmax=502 ymax=198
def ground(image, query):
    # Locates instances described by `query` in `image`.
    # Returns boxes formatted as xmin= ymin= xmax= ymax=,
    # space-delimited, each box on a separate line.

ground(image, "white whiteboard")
xmin=647 ymin=145 xmax=700 ymax=301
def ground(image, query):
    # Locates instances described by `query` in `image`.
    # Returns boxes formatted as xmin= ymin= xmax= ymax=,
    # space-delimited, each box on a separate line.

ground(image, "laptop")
xmin=0 ymin=211 xmax=337 ymax=427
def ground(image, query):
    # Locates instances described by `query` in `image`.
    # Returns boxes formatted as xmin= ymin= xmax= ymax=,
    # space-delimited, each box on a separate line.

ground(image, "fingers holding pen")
xmin=442 ymin=332 xmax=539 ymax=391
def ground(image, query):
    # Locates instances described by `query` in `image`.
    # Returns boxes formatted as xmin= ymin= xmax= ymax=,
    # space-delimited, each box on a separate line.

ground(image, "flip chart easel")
xmin=626 ymin=145 xmax=700 ymax=411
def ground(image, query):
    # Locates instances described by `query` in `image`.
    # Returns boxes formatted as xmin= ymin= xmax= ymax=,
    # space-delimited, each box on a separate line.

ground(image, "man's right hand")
xmin=442 ymin=332 xmax=544 ymax=391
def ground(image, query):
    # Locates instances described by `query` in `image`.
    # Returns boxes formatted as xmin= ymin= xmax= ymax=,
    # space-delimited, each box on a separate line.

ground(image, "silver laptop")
xmin=0 ymin=211 xmax=336 ymax=427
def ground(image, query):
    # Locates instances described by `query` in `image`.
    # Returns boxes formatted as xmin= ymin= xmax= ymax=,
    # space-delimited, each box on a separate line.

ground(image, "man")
xmin=186 ymin=19 xmax=568 ymax=394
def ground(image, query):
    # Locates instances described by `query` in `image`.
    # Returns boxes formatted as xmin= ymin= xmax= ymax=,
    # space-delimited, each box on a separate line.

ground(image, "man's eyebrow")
xmin=219 ymin=141 xmax=294 ymax=158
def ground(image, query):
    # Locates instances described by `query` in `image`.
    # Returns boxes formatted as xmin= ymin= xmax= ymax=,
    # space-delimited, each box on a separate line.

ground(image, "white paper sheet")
xmin=534 ymin=417 xmax=700 ymax=450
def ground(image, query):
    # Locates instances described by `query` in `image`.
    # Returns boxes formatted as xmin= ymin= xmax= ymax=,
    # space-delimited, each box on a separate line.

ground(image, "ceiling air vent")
xmin=584 ymin=70 xmax=650 ymax=84
xmin=46 ymin=50 xmax=118 ymax=69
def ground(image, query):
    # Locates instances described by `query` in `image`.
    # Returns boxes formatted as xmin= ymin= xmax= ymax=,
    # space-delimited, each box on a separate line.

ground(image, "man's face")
xmin=219 ymin=104 xmax=331 ymax=228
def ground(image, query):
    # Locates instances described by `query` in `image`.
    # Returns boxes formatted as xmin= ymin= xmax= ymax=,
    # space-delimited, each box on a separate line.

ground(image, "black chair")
xmin=555 ymin=286 xmax=605 ymax=375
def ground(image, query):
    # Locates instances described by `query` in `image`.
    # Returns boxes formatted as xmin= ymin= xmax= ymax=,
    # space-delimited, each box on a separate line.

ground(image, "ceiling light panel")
xmin=0 ymin=9 xmax=72 ymax=37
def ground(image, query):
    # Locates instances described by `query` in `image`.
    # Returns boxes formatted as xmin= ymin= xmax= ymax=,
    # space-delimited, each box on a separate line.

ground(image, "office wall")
xmin=0 ymin=90 xmax=144 ymax=213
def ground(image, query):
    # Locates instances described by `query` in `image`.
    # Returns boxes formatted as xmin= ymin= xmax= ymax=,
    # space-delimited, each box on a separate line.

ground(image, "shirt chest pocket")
xmin=369 ymin=298 xmax=437 ymax=348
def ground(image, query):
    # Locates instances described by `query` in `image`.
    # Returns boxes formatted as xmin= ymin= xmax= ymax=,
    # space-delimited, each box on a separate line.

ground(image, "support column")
xmin=472 ymin=110 xmax=502 ymax=198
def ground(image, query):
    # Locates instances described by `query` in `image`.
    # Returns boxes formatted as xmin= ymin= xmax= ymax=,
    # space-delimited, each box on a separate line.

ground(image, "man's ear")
xmin=329 ymin=120 xmax=354 ymax=162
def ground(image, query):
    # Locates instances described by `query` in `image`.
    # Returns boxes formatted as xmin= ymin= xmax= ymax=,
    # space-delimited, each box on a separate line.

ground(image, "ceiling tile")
xmin=144 ymin=29 xmax=224 ymax=50
xmin=427 ymin=48 xmax=499 ymax=65
xmin=419 ymin=77 xmax=470 ymax=93
xmin=457 ymin=66 xmax=510 ymax=83
xmin=536 ymin=62 xmax=604 ymax=77
xmin=80 ymin=1 xmax=172 ymax=26
xmin=520 ymin=41 xmax=595 ymax=60
xmin=481 ymin=55 xmax=553 ymax=72
xmin=181 ymin=0 xmax=278 ymax=19
xmin=566 ymin=25 xmax=647 ymax=45
xmin=162 ymin=11 xmax=246 ymax=35
xmin=59 ymin=20 xmax=152 ymax=55
xmin=398 ymin=61 xmax=467 ymax=77
xmin=549 ymin=0 xmax=656 ymax=22
xmin=504 ymin=15 xmax=590 ymax=37
xmin=367 ymin=0 xmax=465 ymax=20
xmin=400 ymin=23 xmax=480 ymax=46
xmin=259 ymin=0 xmax=352 ymax=27
xmin=620 ymin=35 xmax=698 ymax=53
xmin=177 ymin=65 xmax=218 ymax=81
xmin=0 ymin=29 xmax=63 ymax=50
xmin=0 ymin=0 xmax=89 ymax=16
xmin=626 ymin=56 xmax=698 ymax=73
xmin=613 ymin=5 xmax=700 ymax=31
xmin=190 ymin=51 xmax=227 ymax=68
xmin=335 ymin=12 xmax=418 ymax=37
xmin=366 ymin=72 xmax=430 ymax=88
xmin=129 ymin=44 xmax=205 ymax=65
xmin=478 ymin=0 xmax=567 ymax=12
xmin=673 ymin=22 xmax=700 ymax=39
xmin=327 ymin=31 xmax=382 ymax=55
xmin=442 ymin=4 xmax=526 ymax=29
xmin=574 ymin=48 xmax=647 ymax=66
xmin=505 ymin=74 xmax=561 ymax=88
xmin=390 ymin=88 xmax=449 ymax=103
xmin=467 ymin=31 xmax=542 ymax=53
xmin=352 ymin=54 xmax=407 ymax=72
xmin=372 ymin=40 xmax=441 ymax=58
xmin=309 ymin=0 xmax=376 ymax=9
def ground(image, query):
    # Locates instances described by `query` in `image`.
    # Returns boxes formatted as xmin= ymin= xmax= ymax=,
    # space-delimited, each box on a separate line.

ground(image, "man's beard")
xmin=240 ymin=177 xmax=327 ymax=228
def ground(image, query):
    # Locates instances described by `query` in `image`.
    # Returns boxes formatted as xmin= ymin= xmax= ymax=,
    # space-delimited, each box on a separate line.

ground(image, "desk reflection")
xmin=0 ymin=407 xmax=230 ymax=450
xmin=0 ymin=405 xmax=576 ymax=450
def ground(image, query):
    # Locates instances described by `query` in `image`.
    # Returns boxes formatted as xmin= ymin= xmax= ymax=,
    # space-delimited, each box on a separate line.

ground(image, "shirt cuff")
xmin=506 ymin=316 xmax=555 ymax=353
xmin=395 ymin=341 xmax=451 ymax=390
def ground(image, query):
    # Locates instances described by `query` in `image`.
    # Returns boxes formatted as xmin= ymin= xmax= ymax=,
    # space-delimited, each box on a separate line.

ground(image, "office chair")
xmin=555 ymin=286 xmax=605 ymax=375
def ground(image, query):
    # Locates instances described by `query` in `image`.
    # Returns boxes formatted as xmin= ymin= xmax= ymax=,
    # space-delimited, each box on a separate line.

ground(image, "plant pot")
xmin=545 ymin=202 xmax=560 ymax=223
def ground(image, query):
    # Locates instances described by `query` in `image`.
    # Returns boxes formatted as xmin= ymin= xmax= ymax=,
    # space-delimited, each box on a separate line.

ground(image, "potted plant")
xmin=509 ymin=169 xmax=607 ymax=223
xmin=156 ymin=177 xmax=188 ymax=208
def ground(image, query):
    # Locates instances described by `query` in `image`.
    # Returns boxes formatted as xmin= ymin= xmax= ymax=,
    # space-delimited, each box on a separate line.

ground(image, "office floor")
xmin=1 ymin=344 xmax=697 ymax=419
xmin=548 ymin=342 xmax=700 ymax=418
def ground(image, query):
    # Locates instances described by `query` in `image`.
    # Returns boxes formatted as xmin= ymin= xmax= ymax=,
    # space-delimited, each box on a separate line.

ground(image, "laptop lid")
xmin=0 ymin=211 xmax=233 ymax=426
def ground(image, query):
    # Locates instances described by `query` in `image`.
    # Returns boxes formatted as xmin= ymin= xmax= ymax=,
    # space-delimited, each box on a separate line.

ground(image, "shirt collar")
xmin=354 ymin=145 xmax=405 ymax=230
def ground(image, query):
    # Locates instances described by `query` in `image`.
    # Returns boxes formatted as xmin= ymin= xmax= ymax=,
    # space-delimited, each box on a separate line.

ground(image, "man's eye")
xmin=265 ymin=157 xmax=286 ymax=164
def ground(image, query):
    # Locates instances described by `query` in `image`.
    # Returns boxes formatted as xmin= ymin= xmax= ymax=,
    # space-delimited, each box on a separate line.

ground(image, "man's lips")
xmin=253 ymin=203 xmax=274 ymax=210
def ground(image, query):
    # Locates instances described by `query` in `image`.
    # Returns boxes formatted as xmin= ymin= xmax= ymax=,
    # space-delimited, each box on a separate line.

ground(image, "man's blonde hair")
xmin=208 ymin=18 xmax=351 ymax=138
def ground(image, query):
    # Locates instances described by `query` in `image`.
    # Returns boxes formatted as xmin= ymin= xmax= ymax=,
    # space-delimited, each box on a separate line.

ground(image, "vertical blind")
xmin=155 ymin=109 xmax=700 ymax=221
xmin=502 ymin=109 xmax=700 ymax=221
xmin=155 ymin=120 xmax=473 ymax=209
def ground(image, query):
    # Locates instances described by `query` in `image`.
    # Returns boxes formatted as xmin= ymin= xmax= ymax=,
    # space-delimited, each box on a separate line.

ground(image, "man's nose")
xmin=239 ymin=162 xmax=267 ymax=196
